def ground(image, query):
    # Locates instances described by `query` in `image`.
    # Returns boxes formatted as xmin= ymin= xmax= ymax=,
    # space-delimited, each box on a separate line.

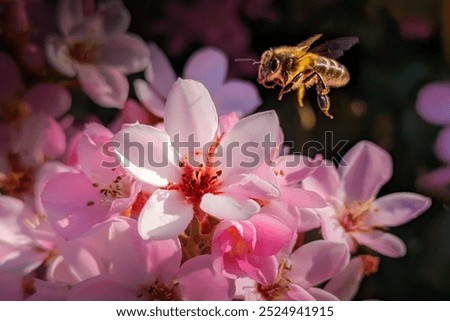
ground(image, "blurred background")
xmin=2 ymin=0 xmax=450 ymax=300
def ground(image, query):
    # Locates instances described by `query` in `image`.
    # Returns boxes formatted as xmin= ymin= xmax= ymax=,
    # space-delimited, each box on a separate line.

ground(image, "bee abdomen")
xmin=313 ymin=57 xmax=350 ymax=88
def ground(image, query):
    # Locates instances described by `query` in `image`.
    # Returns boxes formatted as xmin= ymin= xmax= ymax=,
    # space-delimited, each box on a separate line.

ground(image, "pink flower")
xmin=0 ymin=195 xmax=55 ymax=276
xmin=302 ymin=141 xmax=431 ymax=257
xmin=45 ymin=0 xmax=149 ymax=107
xmin=211 ymin=213 xmax=293 ymax=284
xmin=324 ymin=255 xmax=379 ymax=300
xmin=237 ymin=240 xmax=349 ymax=300
xmin=0 ymin=52 xmax=70 ymax=168
xmin=258 ymin=154 xmax=327 ymax=232
xmin=415 ymin=82 xmax=450 ymax=197
xmin=41 ymin=123 xmax=140 ymax=238
xmin=135 ymin=43 xmax=261 ymax=119
xmin=114 ymin=79 xmax=280 ymax=240
xmin=65 ymin=219 xmax=235 ymax=300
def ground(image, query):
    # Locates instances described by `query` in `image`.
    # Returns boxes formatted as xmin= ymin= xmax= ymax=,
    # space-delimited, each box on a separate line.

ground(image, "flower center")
xmin=68 ymin=41 xmax=99 ymax=64
xmin=169 ymin=162 xmax=222 ymax=209
xmin=226 ymin=226 xmax=252 ymax=257
xmin=337 ymin=199 xmax=373 ymax=232
xmin=256 ymin=260 xmax=291 ymax=300
xmin=257 ymin=278 xmax=290 ymax=300
xmin=137 ymin=280 xmax=179 ymax=301
xmin=0 ymin=153 xmax=34 ymax=198
xmin=87 ymin=175 xmax=132 ymax=207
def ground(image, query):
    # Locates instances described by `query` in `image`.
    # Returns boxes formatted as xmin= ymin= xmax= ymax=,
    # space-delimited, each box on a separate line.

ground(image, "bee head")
xmin=257 ymin=49 xmax=283 ymax=88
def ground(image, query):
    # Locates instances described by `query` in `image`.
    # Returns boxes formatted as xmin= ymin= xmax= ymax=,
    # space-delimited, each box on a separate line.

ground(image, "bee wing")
xmin=310 ymin=37 xmax=359 ymax=59
xmin=296 ymin=34 xmax=323 ymax=52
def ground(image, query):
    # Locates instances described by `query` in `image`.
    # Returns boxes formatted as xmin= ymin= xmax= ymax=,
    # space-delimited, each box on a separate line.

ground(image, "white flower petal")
xmin=200 ymin=193 xmax=260 ymax=220
xmin=138 ymin=190 xmax=193 ymax=240
xmin=164 ymin=79 xmax=218 ymax=154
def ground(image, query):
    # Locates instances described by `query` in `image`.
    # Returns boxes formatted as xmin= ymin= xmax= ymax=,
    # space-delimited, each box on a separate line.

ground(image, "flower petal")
xmin=213 ymin=79 xmax=261 ymax=116
xmin=280 ymin=187 xmax=327 ymax=208
xmin=164 ymin=79 xmax=218 ymax=151
xmin=67 ymin=275 xmax=137 ymax=300
xmin=112 ymin=124 xmax=180 ymax=186
xmin=41 ymin=172 xmax=111 ymax=239
xmin=138 ymin=189 xmax=193 ymax=240
xmin=145 ymin=42 xmax=176 ymax=99
xmin=250 ymin=214 xmax=293 ymax=256
xmin=57 ymin=0 xmax=84 ymax=37
xmin=324 ymin=256 xmax=364 ymax=301
xmin=434 ymin=126 xmax=450 ymax=163
xmin=339 ymin=141 xmax=392 ymax=202
xmin=352 ymin=230 xmax=406 ymax=258
xmin=134 ymin=79 xmax=165 ymax=118
xmin=76 ymin=64 xmax=128 ymax=108
xmin=298 ymin=209 xmax=321 ymax=232
xmin=200 ymin=193 xmax=260 ymax=220
xmin=416 ymin=82 xmax=450 ymax=125
xmin=45 ymin=35 xmax=76 ymax=77
xmin=364 ymin=192 xmax=431 ymax=227
xmin=307 ymin=287 xmax=339 ymax=300
xmin=183 ymin=47 xmax=227 ymax=92
xmin=23 ymin=83 xmax=71 ymax=117
xmin=96 ymin=0 xmax=131 ymax=36
xmin=302 ymin=160 xmax=342 ymax=199
xmin=286 ymin=284 xmax=316 ymax=300
xmin=274 ymin=154 xmax=322 ymax=186
xmin=218 ymin=110 xmax=280 ymax=177
xmin=177 ymin=255 xmax=236 ymax=300
xmin=101 ymin=33 xmax=149 ymax=74
xmin=287 ymin=240 xmax=349 ymax=288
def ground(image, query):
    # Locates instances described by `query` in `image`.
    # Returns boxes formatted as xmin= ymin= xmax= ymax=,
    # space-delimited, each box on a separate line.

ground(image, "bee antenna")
xmin=234 ymin=58 xmax=260 ymax=65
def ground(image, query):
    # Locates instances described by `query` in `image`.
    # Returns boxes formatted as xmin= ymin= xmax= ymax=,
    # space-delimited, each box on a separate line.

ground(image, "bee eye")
xmin=270 ymin=58 xmax=280 ymax=72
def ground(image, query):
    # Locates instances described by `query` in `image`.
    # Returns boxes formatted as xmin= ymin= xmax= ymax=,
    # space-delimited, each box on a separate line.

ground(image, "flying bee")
xmin=254 ymin=34 xmax=358 ymax=119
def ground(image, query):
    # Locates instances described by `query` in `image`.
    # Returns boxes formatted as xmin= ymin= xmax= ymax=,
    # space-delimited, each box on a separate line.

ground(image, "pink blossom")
xmin=65 ymin=219 xmax=235 ymax=300
xmin=236 ymin=240 xmax=349 ymax=300
xmin=258 ymin=154 xmax=327 ymax=232
xmin=324 ymin=255 xmax=379 ymax=300
xmin=114 ymin=79 xmax=280 ymax=240
xmin=415 ymin=82 xmax=450 ymax=196
xmin=41 ymin=123 xmax=140 ymax=239
xmin=0 ymin=52 xmax=70 ymax=168
xmin=135 ymin=43 xmax=261 ymax=119
xmin=45 ymin=0 xmax=149 ymax=108
xmin=302 ymin=141 xmax=431 ymax=257
xmin=0 ymin=195 xmax=55 ymax=276
xmin=211 ymin=213 xmax=293 ymax=284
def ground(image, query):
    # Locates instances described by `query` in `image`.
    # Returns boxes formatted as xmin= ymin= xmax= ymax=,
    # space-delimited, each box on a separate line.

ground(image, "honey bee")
xmin=256 ymin=34 xmax=358 ymax=119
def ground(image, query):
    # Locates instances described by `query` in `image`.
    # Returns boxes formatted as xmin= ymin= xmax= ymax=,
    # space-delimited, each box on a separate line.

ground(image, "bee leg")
xmin=296 ymin=85 xmax=306 ymax=107
xmin=316 ymin=94 xmax=334 ymax=119
xmin=278 ymin=72 xmax=303 ymax=101
xmin=314 ymin=74 xmax=334 ymax=119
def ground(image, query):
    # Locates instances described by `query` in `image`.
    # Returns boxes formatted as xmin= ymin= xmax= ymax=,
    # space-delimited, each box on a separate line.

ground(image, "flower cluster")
xmin=0 ymin=0 xmax=432 ymax=301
